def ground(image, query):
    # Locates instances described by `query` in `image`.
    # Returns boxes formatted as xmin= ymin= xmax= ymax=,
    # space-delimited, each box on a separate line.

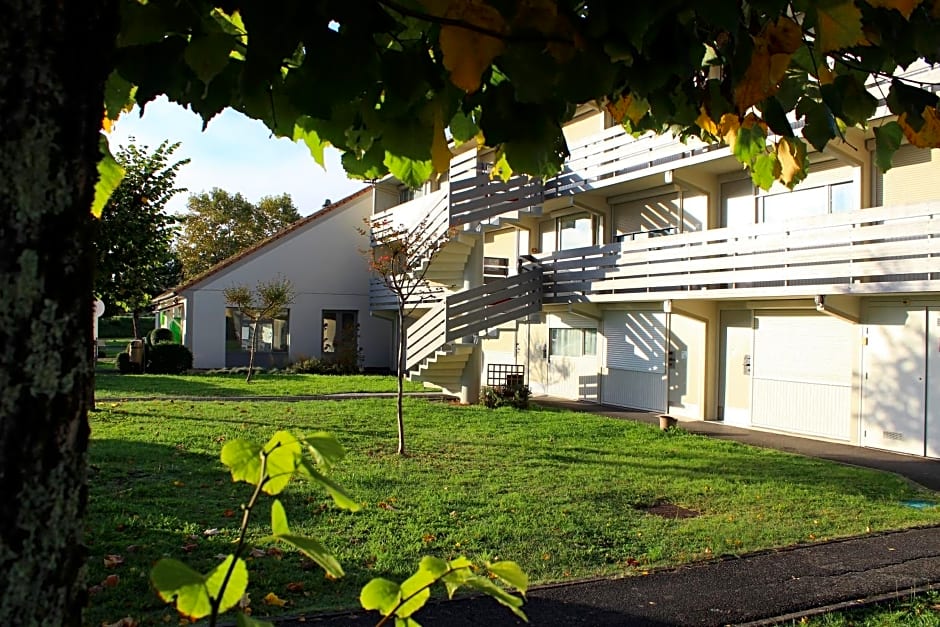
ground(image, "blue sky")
xmin=107 ymin=96 xmax=366 ymax=216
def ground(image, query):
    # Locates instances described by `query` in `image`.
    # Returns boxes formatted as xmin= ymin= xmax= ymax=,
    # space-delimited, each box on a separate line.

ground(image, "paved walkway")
xmin=290 ymin=396 xmax=940 ymax=626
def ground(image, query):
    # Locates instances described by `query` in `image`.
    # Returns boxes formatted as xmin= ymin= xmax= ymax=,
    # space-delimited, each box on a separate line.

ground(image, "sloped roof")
xmin=153 ymin=185 xmax=372 ymax=306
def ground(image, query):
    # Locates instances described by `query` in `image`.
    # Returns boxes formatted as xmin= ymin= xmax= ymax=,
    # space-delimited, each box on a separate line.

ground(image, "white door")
xmin=927 ymin=308 xmax=940 ymax=458
xmin=718 ymin=310 xmax=753 ymax=426
xmin=542 ymin=314 xmax=599 ymax=400
xmin=862 ymin=306 xmax=927 ymax=455
xmin=751 ymin=312 xmax=854 ymax=440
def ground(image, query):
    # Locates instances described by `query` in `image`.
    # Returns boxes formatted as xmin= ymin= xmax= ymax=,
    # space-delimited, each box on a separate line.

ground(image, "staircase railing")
xmin=449 ymin=171 xmax=543 ymax=228
xmin=405 ymin=301 xmax=448 ymax=370
xmin=446 ymin=268 xmax=543 ymax=340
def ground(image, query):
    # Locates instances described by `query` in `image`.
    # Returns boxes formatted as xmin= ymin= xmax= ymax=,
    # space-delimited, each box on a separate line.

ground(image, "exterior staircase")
xmin=369 ymin=151 xmax=545 ymax=396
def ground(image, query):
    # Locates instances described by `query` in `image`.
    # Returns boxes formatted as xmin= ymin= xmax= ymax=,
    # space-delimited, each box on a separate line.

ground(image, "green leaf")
xmin=384 ymin=153 xmax=433 ymax=189
xmin=293 ymin=117 xmax=328 ymax=167
xmin=441 ymin=557 xmax=474 ymax=598
xmin=450 ymin=110 xmax=479 ymax=144
xmin=823 ymin=75 xmax=876 ymax=127
xmin=262 ymin=430 xmax=303 ymax=495
xmin=270 ymin=499 xmax=290 ymax=536
xmin=342 ymin=144 xmax=388 ymax=180
xmin=184 ymin=33 xmax=235 ymax=85
xmin=750 ymin=152 xmax=780 ymax=191
xmin=795 ymin=98 xmax=837 ymax=152
xmin=396 ymin=568 xmax=436 ymax=618
xmin=205 ymin=555 xmax=249 ymax=616
xmin=297 ymin=459 xmax=361 ymax=511
xmin=487 ymin=561 xmax=529 ymax=593
xmin=361 ymin=578 xmax=402 ymax=615
xmin=151 ymin=559 xmax=212 ymax=619
xmin=464 ymin=575 xmax=528 ymax=622
xmin=873 ymin=122 xmax=904 ymax=172
xmin=730 ymin=122 xmax=767 ymax=166
xmin=103 ymin=71 xmax=136 ymax=120
xmin=271 ymin=500 xmax=344 ymax=577
xmin=221 ymin=438 xmax=263 ymax=485
xmin=759 ymin=97 xmax=794 ymax=138
xmin=237 ymin=613 xmax=275 ymax=627
xmin=93 ymin=135 xmax=126 ymax=219
xmin=886 ymin=79 xmax=940 ymax=130
xmin=418 ymin=556 xmax=449 ymax=578
xmin=301 ymin=431 xmax=346 ymax=468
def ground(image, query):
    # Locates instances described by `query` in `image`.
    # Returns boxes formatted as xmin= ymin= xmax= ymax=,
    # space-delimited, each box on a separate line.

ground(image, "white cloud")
xmin=108 ymin=96 xmax=366 ymax=216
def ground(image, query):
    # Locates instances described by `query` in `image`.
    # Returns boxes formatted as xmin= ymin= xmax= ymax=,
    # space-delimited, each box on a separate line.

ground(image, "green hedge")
xmin=98 ymin=315 xmax=155 ymax=338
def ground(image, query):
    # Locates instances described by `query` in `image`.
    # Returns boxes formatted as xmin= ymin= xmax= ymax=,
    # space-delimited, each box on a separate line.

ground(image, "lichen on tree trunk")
xmin=0 ymin=1 xmax=116 ymax=624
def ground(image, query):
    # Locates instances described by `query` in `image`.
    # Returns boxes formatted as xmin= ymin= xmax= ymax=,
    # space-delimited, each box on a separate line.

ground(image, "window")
xmin=539 ymin=212 xmax=601 ymax=253
xmin=550 ymin=328 xmax=597 ymax=357
xmin=760 ymin=181 xmax=858 ymax=223
xmin=225 ymin=308 xmax=289 ymax=353
xmin=558 ymin=213 xmax=597 ymax=249
xmin=322 ymin=310 xmax=358 ymax=359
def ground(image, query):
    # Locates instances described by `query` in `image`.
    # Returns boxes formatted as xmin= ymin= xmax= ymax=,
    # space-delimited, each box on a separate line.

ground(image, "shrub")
xmin=146 ymin=342 xmax=193 ymax=374
xmin=115 ymin=351 xmax=141 ymax=375
xmin=480 ymin=383 xmax=530 ymax=409
xmin=149 ymin=327 xmax=174 ymax=345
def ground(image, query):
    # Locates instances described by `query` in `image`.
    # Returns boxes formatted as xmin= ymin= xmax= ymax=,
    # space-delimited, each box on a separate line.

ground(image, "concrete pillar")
xmin=458 ymin=234 xmax=484 ymax=403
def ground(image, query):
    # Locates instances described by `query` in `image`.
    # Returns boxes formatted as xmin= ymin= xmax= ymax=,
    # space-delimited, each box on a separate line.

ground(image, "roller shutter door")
xmin=751 ymin=312 xmax=854 ymax=440
xmin=601 ymin=310 xmax=666 ymax=411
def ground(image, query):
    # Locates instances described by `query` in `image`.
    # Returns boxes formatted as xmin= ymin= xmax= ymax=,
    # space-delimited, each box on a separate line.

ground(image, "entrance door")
xmin=862 ymin=306 xmax=927 ymax=456
xmin=718 ymin=310 xmax=752 ymax=425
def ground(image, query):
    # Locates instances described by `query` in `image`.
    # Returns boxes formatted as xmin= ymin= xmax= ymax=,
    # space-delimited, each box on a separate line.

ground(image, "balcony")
xmin=540 ymin=201 xmax=940 ymax=303
xmin=545 ymin=126 xmax=729 ymax=198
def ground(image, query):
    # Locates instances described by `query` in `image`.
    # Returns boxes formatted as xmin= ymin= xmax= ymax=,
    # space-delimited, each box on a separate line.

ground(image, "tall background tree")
xmin=94 ymin=139 xmax=188 ymax=337
xmin=5 ymin=0 xmax=940 ymax=623
xmin=177 ymin=189 xmax=300 ymax=279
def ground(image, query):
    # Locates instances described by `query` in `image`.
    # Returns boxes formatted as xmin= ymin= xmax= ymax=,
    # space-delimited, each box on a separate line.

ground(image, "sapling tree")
xmin=361 ymin=217 xmax=450 ymax=455
xmin=150 ymin=430 xmax=528 ymax=627
xmin=224 ymin=277 xmax=295 ymax=382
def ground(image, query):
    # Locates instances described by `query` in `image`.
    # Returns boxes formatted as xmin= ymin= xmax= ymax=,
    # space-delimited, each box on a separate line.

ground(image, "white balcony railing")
xmin=541 ymin=202 xmax=940 ymax=302
xmin=545 ymin=126 xmax=727 ymax=198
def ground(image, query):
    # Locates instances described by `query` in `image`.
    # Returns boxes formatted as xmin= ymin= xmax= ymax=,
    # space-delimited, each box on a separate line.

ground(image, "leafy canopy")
xmin=109 ymin=0 xmax=940 ymax=190
xmin=177 ymin=189 xmax=301 ymax=279
xmin=94 ymin=139 xmax=188 ymax=316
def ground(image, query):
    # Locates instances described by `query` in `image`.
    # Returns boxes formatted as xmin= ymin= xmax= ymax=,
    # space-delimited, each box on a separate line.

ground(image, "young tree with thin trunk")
xmin=223 ymin=277 xmax=295 ymax=382
xmin=363 ymin=217 xmax=449 ymax=455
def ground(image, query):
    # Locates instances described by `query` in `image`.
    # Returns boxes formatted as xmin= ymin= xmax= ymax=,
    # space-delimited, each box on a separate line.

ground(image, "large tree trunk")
xmin=0 ymin=2 xmax=116 ymax=625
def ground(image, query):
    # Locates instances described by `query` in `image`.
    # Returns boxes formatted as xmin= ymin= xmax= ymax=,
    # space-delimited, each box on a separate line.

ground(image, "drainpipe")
xmin=663 ymin=299 xmax=673 ymax=419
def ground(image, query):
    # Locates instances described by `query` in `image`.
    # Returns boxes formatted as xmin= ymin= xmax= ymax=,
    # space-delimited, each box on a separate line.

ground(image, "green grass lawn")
xmin=84 ymin=398 xmax=940 ymax=625
xmin=793 ymin=591 xmax=940 ymax=626
xmin=95 ymin=371 xmax=427 ymax=397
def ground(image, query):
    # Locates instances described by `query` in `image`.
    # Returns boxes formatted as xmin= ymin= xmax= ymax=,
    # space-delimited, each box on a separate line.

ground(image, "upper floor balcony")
xmin=540 ymin=201 xmax=940 ymax=303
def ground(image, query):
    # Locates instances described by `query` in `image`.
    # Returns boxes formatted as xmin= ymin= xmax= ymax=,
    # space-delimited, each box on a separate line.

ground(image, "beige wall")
xmin=877 ymin=145 xmax=940 ymax=206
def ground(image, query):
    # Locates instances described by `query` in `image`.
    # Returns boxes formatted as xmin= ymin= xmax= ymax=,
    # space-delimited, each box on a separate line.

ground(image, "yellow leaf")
xmin=491 ymin=151 xmax=513 ymax=182
xmin=431 ymin=109 xmax=452 ymax=176
xmin=866 ymin=0 xmax=923 ymax=19
xmin=776 ymin=137 xmax=808 ymax=188
xmin=101 ymin=115 xmax=113 ymax=134
xmin=438 ymin=0 xmax=507 ymax=93
xmin=718 ymin=113 xmax=741 ymax=146
xmin=606 ymin=94 xmax=649 ymax=126
xmin=263 ymin=592 xmax=287 ymax=607
xmin=817 ymin=65 xmax=836 ymax=85
xmin=734 ymin=18 xmax=801 ymax=112
xmin=816 ymin=1 xmax=868 ymax=52
xmin=899 ymin=107 xmax=940 ymax=148
xmin=696 ymin=107 xmax=718 ymax=136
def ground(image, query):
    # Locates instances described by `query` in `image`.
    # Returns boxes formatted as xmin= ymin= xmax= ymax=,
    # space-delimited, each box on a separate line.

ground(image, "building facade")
xmin=371 ymin=63 xmax=940 ymax=460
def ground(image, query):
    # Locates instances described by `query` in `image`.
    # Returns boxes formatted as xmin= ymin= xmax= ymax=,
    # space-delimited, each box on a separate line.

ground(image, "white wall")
xmin=185 ymin=192 xmax=392 ymax=369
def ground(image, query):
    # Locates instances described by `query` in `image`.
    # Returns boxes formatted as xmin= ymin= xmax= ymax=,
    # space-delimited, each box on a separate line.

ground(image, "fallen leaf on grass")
xmin=181 ymin=543 xmax=198 ymax=553
xmin=104 ymin=554 xmax=125 ymax=569
xmin=249 ymin=548 xmax=266 ymax=558
xmin=266 ymin=547 xmax=283 ymax=558
xmin=203 ymin=528 xmax=220 ymax=536
xmin=222 ymin=509 xmax=236 ymax=518
xmin=286 ymin=582 xmax=305 ymax=592
xmin=263 ymin=592 xmax=287 ymax=607
xmin=172 ymin=481 xmax=185 ymax=487
xmin=103 ymin=574 xmax=120 ymax=588
xmin=87 ymin=585 xmax=104 ymax=596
